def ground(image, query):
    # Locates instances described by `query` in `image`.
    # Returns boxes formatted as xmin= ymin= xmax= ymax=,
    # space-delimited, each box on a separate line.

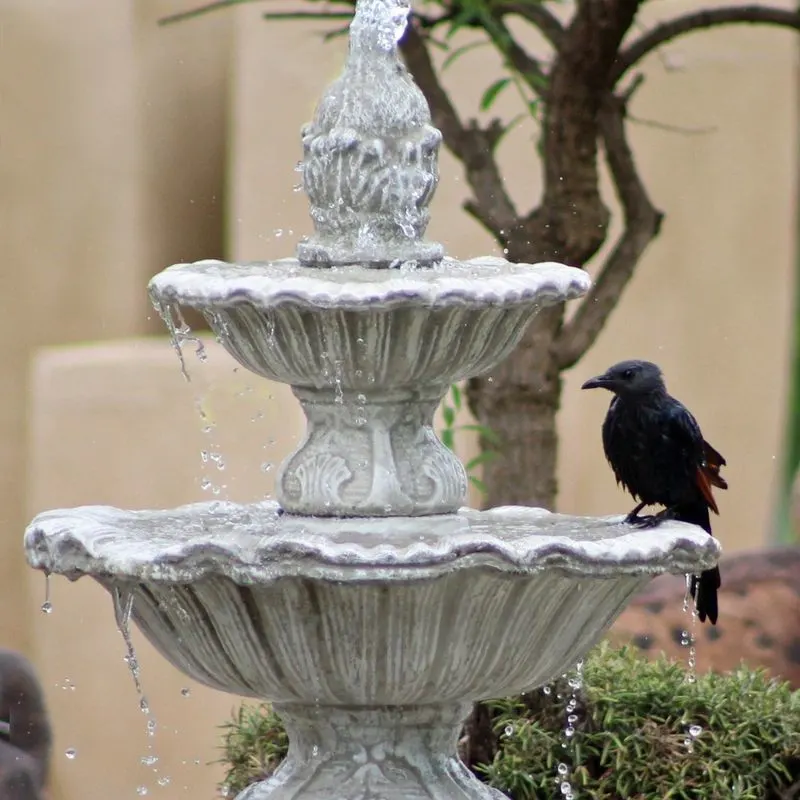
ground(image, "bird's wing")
xmin=702 ymin=440 xmax=728 ymax=491
xmin=666 ymin=400 xmax=727 ymax=514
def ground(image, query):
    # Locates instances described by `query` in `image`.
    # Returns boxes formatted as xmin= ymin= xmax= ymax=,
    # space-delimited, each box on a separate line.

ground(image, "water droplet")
xmin=136 ymin=788 xmax=148 ymax=796
xmin=180 ymin=687 xmax=191 ymax=698
xmin=141 ymin=755 xmax=158 ymax=766
xmin=260 ymin=462 xmax=273 ymax=473
xmin=157 ymin=777 xmax=171 ymax=787
xmin=312 ymin=744 xmax=319 ymax=757
xmin=503 ymin=724 xmax=513 ymax=738
xmin=542 ymin=685 xmax=551 ymax=695
xmin=557 ymin=763 xmax=569 ymax=776
xmin=42 ymin=574 xmax=52 ymax=614
xmin=689 ymin=724 xmax=702 ymax=738
xmin=140 ymin=697 xmax=150 ymax=715
xmin=147 ymin=719 xmax=157 ymax=737
xmin=65 ymin=748 xmax=77 ymax=760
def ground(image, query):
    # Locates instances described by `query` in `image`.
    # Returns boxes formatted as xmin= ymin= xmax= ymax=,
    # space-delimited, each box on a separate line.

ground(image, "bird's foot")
xmin=631 ymin=515 xmax=663 ymax=529
xmin=628 ymin=514 xmax=660 ymax=528
xmin=624 ymin=511 xmax=651 ymax=525
xmin=630 ymin=508 xmax=676 ymax=529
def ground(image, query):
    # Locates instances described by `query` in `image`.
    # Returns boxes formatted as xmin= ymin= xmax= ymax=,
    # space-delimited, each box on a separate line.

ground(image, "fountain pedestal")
xmin=251 ymin=704 xmax=503 ymax=800
xmin=23 ymin=0 xmax=721 ymax=796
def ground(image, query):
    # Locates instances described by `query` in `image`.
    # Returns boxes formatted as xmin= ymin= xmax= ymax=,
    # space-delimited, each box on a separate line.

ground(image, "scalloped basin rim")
xmin=147 ymin=257 xmax=591 ymax=310
xmin=24 ymin=501 xmax=721 ymax=584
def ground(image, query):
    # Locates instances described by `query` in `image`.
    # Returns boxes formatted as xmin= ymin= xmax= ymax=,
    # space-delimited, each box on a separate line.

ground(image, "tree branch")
xmin=262 ymin=11 xmax=353 ymax=22
xmin=160 ymin=0 xmax=269 ymax=25
xmin=554 ymin=91 xmax=663 ymax=369
xmin=484 ymin=15 xmax=549 ymax=96
xmin=401 ymin=20 xmax=519 ymax=236
xmin=497 ymin=2 xmax=564 ymax=47
xmin=612 ymin=5 xmax=800 ymax=82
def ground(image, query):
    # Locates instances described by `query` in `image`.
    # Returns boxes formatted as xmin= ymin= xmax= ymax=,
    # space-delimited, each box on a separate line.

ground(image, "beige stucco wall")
xmin=0 ymin=0 xmax=231 ymax=654
xmin=27 ymin=340 xmax=306 ymax=800
xmin=2 ymin=0 xmax=797 ymax=798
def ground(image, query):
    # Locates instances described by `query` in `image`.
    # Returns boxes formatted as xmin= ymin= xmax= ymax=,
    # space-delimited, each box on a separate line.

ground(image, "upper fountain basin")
xmin=148 ymin=257 xmax=589 ymax=390
xmin=25 ymin=502 xmax=720 ymax=704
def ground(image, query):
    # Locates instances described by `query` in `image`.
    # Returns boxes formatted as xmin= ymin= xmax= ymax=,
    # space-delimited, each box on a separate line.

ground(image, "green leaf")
xmin=468 ymin=475 xmax=488 ymax=495
xmin=450 ymin=383 xmax=462 ymax=411
xmin=441 ymin=428 xmax=455 ymax=451
xmin=459 ymin=424 xmax=502 ymax=447
xmin=466 ymin=450 xmax=500 ymax=471
xmin=480 ymin=78 xmax=511 ymax=111
xmin=442 ymin=40 xmax=488 ymax=72
xmin=442 ymin=405 xmax=455 ymax=428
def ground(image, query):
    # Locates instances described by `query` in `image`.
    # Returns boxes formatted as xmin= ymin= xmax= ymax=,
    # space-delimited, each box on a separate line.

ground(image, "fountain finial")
xmin=297 ymin=0 xmax=445 ymax=268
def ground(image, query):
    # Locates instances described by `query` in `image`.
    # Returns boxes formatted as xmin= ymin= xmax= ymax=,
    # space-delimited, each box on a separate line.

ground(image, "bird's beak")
xmin=581 ymin=373 xmax=611 ymax=391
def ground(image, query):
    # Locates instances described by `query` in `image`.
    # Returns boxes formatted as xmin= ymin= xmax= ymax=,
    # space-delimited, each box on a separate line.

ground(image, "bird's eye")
xmin=623 ymin=369 xmax=634 ymax=379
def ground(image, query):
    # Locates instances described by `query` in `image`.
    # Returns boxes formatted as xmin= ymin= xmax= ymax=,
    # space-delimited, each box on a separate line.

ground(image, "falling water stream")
xmin=553 ymin=660 xmax=584 ymax=800
xmin=681 ymin=574 xmax=703 ymax=754
xmin=112 ymin=587 xmax=166 ymax=794
xmin=153 ymin=301 xmax=207 ymax=382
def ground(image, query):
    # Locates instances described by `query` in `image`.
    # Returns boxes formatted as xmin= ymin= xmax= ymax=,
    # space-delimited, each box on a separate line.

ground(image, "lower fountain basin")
xmin=24 ymin=502 xmax=719 ymax=705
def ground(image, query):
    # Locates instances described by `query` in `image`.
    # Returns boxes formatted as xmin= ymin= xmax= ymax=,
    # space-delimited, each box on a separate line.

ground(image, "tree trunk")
xmin=463 ymin=2 xmax=644 ymax=511
xmin=467 ymin=308 xmax=562 ymax=510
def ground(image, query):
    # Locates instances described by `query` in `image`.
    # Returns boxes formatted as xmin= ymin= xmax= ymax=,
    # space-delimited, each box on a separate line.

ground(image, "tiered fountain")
xmin=24 ymin=1 xmax=720 ymax=797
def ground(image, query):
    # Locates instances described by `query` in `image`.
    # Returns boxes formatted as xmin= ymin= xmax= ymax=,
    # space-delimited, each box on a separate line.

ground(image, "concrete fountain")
xmin=24 ymin=0 xmax=720 ymax=797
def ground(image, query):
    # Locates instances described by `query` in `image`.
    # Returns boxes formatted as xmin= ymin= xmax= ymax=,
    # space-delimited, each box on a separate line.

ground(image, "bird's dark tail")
xmin=673 ymin=501 xmax=720 ymax=625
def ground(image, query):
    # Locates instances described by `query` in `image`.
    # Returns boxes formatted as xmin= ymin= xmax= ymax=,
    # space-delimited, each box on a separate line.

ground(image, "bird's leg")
xmin=624 ymin=501 xmax=649 ymax=525
xmin=632 ymin=506 xmax=677 ymax=529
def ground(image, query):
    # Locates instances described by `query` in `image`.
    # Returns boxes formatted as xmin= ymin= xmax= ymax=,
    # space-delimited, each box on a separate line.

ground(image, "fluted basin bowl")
xmin=25 ymin=502 xmax=719 ymax=704
xmin=148 ymin=258 xmax=590 ymax=518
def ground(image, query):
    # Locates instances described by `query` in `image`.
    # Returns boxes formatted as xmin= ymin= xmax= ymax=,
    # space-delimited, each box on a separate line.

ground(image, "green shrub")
xmin=218 ymin=644 xmax=800 ymax=799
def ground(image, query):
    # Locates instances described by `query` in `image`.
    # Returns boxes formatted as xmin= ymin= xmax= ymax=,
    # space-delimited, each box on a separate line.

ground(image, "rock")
xmin=608 ymin=546 xmax=800 ymax=688
xmin=0 ymin=649 xmax=51 ymax=799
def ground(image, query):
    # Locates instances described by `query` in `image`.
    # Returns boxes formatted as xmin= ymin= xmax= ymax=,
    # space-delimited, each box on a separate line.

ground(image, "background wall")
xmin=1 ymin=0 xmax=797 ymax=797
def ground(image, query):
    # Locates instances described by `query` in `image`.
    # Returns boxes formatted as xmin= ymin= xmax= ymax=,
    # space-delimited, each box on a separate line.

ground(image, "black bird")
xmin=581 ymin=360 xmax=727 ymax=624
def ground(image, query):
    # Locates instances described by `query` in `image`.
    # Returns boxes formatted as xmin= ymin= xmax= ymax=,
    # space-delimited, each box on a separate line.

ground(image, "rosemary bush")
xmin=218 ymin=644 xmax=800 ymax=799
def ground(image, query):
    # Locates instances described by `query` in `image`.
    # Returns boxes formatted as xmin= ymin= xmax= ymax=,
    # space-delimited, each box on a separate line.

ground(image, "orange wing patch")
xmin=696 ymin=440 xmax=728 ymax=514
